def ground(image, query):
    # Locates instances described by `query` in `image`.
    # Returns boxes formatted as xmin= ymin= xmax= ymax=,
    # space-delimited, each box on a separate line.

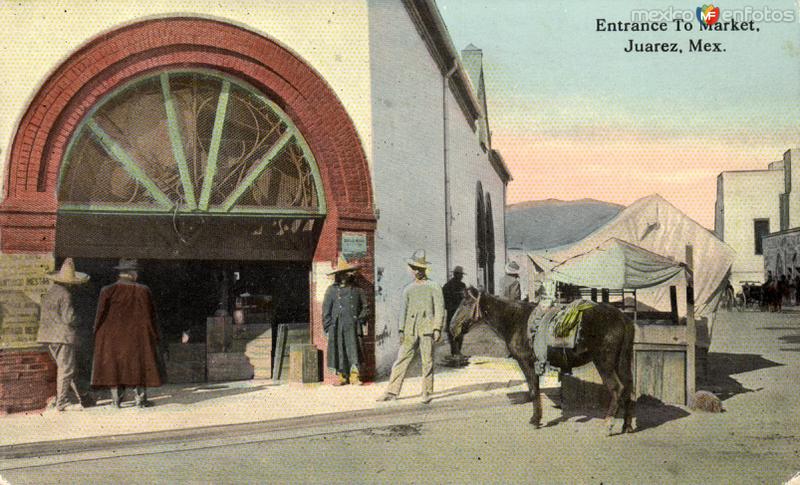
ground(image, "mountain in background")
xmin=506 ymin=198 xmax=624 ymax=251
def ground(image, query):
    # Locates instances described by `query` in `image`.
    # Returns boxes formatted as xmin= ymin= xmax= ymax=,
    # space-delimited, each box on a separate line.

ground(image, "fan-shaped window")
xmin=57 ymin=70 xmax=325 ymax=216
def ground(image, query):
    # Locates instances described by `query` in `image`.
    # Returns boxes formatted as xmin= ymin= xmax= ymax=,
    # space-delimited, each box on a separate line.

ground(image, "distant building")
xmin=715 ymin=149 xmax=799 ymax=284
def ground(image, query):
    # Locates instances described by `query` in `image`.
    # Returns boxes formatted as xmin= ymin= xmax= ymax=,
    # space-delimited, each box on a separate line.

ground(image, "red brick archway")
xmin=0 ymin=18 xmax=376 ymax=381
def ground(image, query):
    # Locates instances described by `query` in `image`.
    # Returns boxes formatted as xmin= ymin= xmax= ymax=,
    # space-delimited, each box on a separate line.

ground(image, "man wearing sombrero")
xmin=377 ymin=249 xmax=444 ymax=404
xmin=323 ymin=255 xmax=370 ymax=385
xmin=37 ymin=258 xmax=93 ymax=411
xmin=500 ymin=260 xmax=522 ymax=301
xmin=92 ymin=259 xmax=162 ymax=408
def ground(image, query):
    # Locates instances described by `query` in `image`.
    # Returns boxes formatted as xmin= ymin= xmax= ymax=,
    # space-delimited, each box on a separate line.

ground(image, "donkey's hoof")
xmin=622 ymin=425 xmax=635 ymax=434
xmin=529 ymin=417 xmax=541 ymax=428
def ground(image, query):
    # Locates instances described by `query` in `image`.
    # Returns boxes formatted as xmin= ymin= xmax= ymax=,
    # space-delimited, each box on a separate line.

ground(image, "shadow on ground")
xmin=511 ymin=388 xmax=692 ymax=433
xmin=699 ymin=352 xmax=783 ymax=400
xmin=431 ymin=380 xmax=525 ymax=402
xmin=93 ymin=383 xmax=276 ymax=407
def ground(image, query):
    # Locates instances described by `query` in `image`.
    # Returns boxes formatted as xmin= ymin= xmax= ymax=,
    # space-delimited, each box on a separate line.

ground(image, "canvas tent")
xmin=525 ymin=194 xmax=735 ymax=328
xmin=542 ymin=238 xmax=687 ymax=290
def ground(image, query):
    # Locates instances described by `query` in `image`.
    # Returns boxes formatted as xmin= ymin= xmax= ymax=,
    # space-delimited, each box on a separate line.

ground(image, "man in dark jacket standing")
xmin=37 ymin=258 xmax=93 ymax=411
xmin=442 ymin=265 xmax=467 ymax=358
xmin=92 ymin=259 xmax=162 ymax=408
xmin=323 ymin=255 xmax=370 ymax=386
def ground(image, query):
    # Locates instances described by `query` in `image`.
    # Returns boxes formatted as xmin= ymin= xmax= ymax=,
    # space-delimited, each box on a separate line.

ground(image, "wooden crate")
xmin=207 ymin=352 xmax=254 ymax=382
xmin=288 ymin=343 xmax=319 ymax=383
xmin=272 ymin=323 xmax=310 ymax=381
xmin=166 ymin=361 xmax=206 ymax=383
xmin=166 ymin=343 xmax=207 ymax=383
xmin=235 ymin=324 xmax=272 ymax=380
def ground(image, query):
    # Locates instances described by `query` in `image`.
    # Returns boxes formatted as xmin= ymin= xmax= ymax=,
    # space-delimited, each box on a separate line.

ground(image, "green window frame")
xmin=57 ymin=69 xmax=326 ymax=218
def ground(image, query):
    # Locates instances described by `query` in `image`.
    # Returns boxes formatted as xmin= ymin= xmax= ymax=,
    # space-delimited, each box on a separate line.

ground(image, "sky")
xmin=437 ymin=0 xmax=800 ymax=229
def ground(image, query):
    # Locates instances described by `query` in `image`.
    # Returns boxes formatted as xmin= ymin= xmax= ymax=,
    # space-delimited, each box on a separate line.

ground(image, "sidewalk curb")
xmin=0 ymin=393 xmax=514 ymax=461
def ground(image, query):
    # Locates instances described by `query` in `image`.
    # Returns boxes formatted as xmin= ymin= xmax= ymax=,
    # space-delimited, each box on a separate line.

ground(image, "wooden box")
xmin=207 ymin=352 xmax=254 ymax=382
xmin=234 ymin=324 xmax=272 ymax=380
xmin=288 ymin=343 xmax=319 ymax=383
xmin=166 ymin=343 xmax=207 ymax=383
xmin=272 ymin=323 xmax=310 ymax=380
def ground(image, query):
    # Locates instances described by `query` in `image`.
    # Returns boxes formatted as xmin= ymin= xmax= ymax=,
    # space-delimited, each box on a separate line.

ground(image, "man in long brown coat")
xmin=92 ymin=259 xmax=161 ymax=408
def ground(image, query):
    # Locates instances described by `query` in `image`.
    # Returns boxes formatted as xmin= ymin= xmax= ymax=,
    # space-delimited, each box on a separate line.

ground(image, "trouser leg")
xmin=420 ymin=335 xmax=435 ymax=395
xmin=386 ymin=333 xmax=418 ymax=396
xmin=49 ymin=344 xmax=77 ymax=409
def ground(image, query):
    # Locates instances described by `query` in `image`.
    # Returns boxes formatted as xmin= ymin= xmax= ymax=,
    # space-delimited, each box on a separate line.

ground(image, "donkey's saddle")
xmin=528 ymin=299 xmax=597 ymax=375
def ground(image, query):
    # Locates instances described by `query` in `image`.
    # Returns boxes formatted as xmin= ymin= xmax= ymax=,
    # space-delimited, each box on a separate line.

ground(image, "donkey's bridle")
xmin=469 ymin=292 xmax=484 ymax=321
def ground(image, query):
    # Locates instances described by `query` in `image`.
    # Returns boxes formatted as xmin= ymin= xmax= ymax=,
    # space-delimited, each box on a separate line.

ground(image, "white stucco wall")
xmin=786 ymin=150 xmax=800 ymax=230
xmin=0 ymin=0 xmax=373 ymax=196
xmin=367 ymin=0 xmax=506 ymax=375
xmin=368 ymin=0 xmax=448 ymax=375
xmin=445 ymin=86 xmax=506 ymax=295
xmin=719 ymin=170 xmax=782 ymax=284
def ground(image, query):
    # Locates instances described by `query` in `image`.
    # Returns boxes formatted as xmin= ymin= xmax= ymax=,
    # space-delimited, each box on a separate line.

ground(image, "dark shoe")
xmin=80 ymin=396 xmax=97 ymax=408
xmin=376 ymin=392 xmax=397 ymax=402
xmin=332 ymin=373 xmax=348 ymax=386
xmin=136 ymin=400 xmax=154 ymax=408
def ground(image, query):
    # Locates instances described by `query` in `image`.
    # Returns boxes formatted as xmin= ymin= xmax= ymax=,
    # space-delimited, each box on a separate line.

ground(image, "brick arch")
xmin=1 ymin=17 xmax=374 ymax=251
xmin=0 ymin=17 xmax=376 ymax=380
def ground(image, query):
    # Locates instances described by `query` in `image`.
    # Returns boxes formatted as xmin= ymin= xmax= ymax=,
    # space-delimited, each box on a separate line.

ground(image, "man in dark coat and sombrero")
xmin=323 ymin=255 xmax=370 ymax=385
xmin=91 ymin=259 xmax=162 ymax=408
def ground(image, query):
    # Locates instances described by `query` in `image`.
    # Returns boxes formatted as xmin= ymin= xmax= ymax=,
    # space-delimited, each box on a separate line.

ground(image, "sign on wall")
xmin=0 ymin=254 xmax=55 ymax=349
xmin=341 ymin=232 xmax=368 ymax=260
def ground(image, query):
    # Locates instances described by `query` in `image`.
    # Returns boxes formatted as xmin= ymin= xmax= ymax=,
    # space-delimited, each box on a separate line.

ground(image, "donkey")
xmin=450 ymin=287 xmax=635 ymax=435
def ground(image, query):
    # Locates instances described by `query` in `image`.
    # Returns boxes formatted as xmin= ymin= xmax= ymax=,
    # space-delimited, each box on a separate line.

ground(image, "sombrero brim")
xmin=328 ymin=265 xmax=361 ymax=275
xmin=407 ymin=259 xmax=431 ymax=269
xmin=46 ymin=272 xmax=90 ymax=284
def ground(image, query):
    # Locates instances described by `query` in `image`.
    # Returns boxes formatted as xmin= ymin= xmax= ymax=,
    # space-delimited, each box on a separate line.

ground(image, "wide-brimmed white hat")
xmin=505 ymin=261 xmax=520 ymax=275
xmin=47 ymin=258 xmax=90 ymax=285
xmin=407 ymin=249 xmax=431 ymax=269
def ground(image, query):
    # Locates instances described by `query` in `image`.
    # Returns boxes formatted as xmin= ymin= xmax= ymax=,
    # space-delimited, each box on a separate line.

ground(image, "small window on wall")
xmin=754 ymin=219 xmax=770 ymax=255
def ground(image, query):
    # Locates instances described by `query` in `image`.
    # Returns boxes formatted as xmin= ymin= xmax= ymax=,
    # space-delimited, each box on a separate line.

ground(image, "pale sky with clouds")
xmin=438 ymin=0 xmax=800 ymax=229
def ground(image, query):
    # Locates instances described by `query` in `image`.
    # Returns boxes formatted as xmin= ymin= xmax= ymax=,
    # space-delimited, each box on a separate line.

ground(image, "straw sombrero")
xmin=328 ymin=255 xmax=361 ymax=275
xmin=407 ymin=249 xmax=431 ymax=269
xmin=47 ymin=258 xmax=90 ymax=285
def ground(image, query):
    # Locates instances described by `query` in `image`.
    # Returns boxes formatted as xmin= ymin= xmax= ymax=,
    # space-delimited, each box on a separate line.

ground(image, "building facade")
xmin=0 ymin=0 xmax=510 ymax=412
xmin=715 ymin=158 xmax=785 ymax=284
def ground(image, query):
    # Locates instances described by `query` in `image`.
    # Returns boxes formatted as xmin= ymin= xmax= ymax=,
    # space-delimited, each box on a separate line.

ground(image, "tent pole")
xmin=685 ymin=244 xmax=696 ymax=405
